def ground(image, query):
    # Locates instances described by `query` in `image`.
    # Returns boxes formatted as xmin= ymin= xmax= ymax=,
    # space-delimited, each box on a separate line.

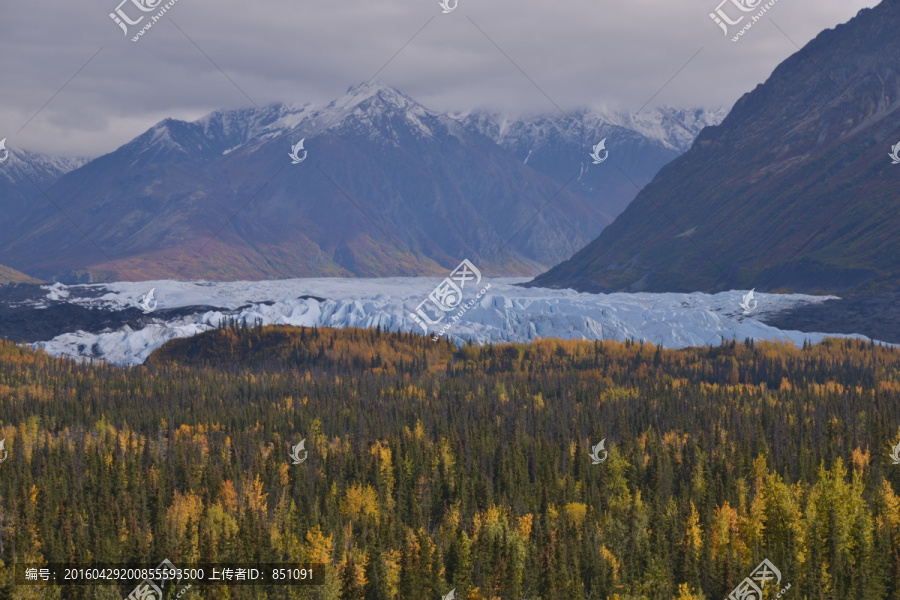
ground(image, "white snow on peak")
xmin=312 ymin=82 xmax=441 ymax=141
xmin=80 ymin=84 xmax=724 ymax=166
xmin=612 ymin=107 xmax=728 ymax=150
xmin=195 ymin=103 xmax=314 ymax=144
xmin=462 ymin=106 xmax=726 ymax=152
xmin=339 ymin=81 xmax=412 ymax=107
xmin=191 ymin=83 xmax=448 ymax=148
xmin=0 ymin=146 xmax=89 ymax=183
xmin=145 ymin=121 xmax=182 ymax=150
xmin=30 ymin=278 xmax=873 ymax=368
xmin=1 ymin=86 xmax=727 ymax=176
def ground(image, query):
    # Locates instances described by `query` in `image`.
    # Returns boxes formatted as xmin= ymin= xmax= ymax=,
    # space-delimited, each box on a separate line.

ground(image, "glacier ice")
xmin=28 ymin=277 xmax=872 ymax=367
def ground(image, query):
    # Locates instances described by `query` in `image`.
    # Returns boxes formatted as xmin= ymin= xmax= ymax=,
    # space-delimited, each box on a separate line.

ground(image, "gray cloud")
xmin=0 ymin=0 xmax=879 ymax=157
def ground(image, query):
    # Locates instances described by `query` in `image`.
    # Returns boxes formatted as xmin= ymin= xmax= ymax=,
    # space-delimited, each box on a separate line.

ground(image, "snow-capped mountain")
xmin=0 ymin=82 xmax=722 ymax=283
xmin=460 ymin=107 xmax=725 ymax=155
xmin=0 ymin=146 xmax=88 ymax=234
xmin=0 ymin=278 xmax=876 ymax=367
xmin=0 ymin=147 xmax=88 ymax=186
xmin=143 ymin=84 xmax=462 ymax=165
xmin=459 ymin=107 xmax=725 ymax=217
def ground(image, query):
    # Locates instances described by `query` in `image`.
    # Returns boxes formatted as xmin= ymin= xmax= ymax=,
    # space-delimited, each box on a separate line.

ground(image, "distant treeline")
xmin=1 ymin=324 xmax=900 ymax=599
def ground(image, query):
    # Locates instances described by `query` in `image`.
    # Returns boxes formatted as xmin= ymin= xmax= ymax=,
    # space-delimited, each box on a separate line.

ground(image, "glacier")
xmin=23 ymin=278 xmax=879 ymax=367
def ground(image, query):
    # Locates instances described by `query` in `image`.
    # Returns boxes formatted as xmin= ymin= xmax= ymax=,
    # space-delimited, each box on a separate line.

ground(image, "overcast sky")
xmin=0 ymin=0 xmax=879 ymax=157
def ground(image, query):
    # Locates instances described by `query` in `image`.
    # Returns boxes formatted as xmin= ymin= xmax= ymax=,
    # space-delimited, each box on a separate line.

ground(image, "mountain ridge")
xmin=0 ymin=82 xmax=720 ymax=283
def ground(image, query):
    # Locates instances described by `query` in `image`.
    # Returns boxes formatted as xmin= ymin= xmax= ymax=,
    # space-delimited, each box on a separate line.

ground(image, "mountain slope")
xmin=530 ymin=1 xmax=900 ymax=295
xmin=0 ymin=263 xmax=40 ymax=284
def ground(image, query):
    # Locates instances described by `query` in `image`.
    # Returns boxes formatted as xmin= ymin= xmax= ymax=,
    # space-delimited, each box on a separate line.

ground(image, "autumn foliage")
xmin=0 ymin=326 xmax=899 ymax=598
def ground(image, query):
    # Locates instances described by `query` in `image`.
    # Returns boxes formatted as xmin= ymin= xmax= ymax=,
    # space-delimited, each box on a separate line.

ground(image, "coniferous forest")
xmin=1 ymin=324 xmax=900 ymax=599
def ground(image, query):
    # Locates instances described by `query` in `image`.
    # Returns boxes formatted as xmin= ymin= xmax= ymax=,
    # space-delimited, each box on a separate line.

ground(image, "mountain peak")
xmin=311 ymin=81 xmax=440 ymax=141
xmin=0 ymin=144 xmax=88 ymax=186
xmin=342 ymin=81 xmax=412 ymax=102
xmin=326 ymin=81 xmax=425 ymax=118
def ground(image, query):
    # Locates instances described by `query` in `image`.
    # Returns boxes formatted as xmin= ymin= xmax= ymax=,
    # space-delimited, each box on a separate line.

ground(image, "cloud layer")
xmin=0 ymin=0 xmax=878 ymax=156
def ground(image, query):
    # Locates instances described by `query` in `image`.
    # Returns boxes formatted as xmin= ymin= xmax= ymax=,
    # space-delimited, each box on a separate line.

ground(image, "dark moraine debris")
xmin=759 ymin=293 xmax=900 ymax=346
